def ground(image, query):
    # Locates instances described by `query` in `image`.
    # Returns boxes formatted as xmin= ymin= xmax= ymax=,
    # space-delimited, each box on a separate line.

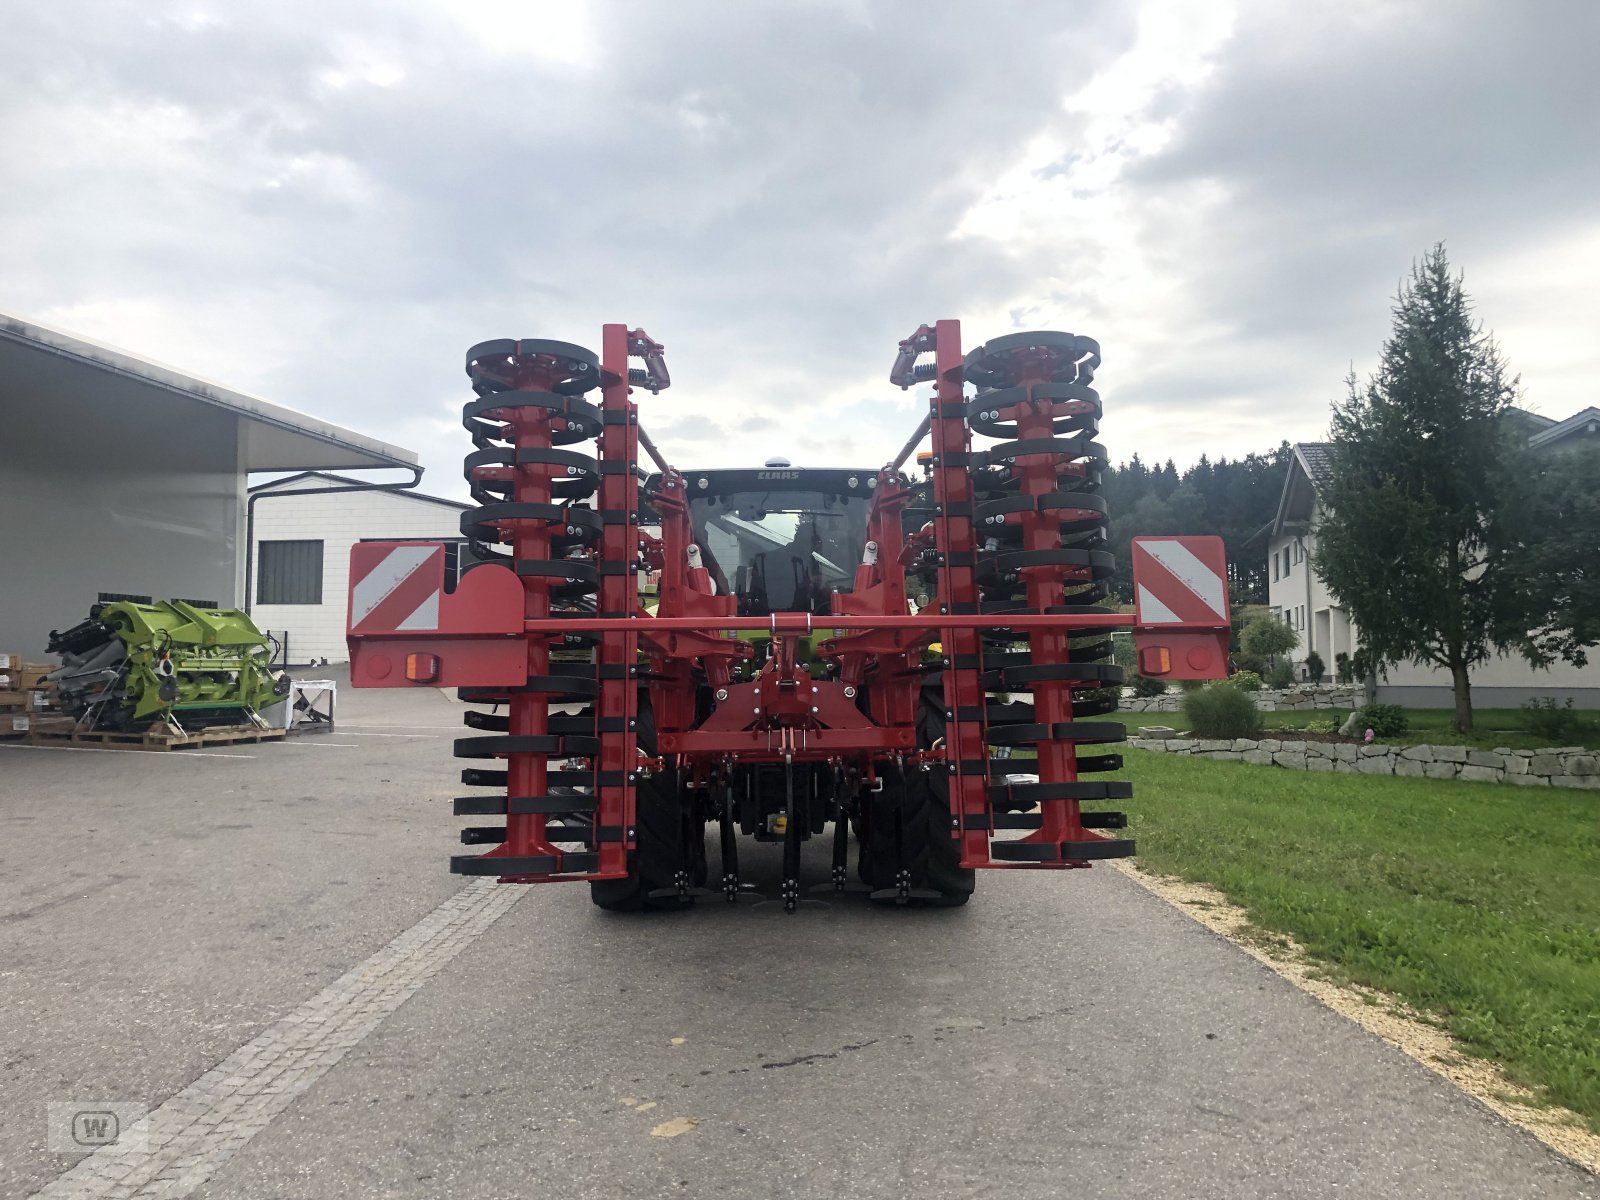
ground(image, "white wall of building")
xmin=1266 ymin=528 xmax=1356 ymax=676
xmin=249 ymin=477 xmax=467 ymax=665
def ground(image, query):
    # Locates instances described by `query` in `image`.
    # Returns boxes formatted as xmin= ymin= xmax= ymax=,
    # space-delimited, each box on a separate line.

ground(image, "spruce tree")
xmin=1315 ymin=245 xmax=1523 ymax=733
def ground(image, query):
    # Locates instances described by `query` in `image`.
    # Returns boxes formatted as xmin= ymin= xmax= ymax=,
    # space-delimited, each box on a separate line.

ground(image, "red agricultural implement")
xmin=347 ymin=321 xmax=1230 ymax=910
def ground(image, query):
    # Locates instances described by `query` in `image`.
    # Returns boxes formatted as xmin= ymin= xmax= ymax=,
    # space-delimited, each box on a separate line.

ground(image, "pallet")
xmin=27 ymin=718 xmax=287 ymax=751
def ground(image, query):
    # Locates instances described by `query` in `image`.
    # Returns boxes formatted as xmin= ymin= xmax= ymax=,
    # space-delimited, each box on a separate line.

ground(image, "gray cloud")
xmin=2 ymin=1 xmax=1594 ymax=494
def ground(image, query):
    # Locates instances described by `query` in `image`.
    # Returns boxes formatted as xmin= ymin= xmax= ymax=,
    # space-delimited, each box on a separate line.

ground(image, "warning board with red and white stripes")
xmin=349 ymin=543 xmax=445 ymax=633
xmin=1130 ymin=536 xmax=1230 ymax=627
xmin=345 ymin=541 xmax=526 ymax=689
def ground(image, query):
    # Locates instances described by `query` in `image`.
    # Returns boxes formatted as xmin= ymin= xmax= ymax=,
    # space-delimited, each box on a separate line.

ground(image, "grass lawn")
xmin=1116 ymin=704 xmax=1600 ymax=752
xmin=1116 ymin=749 xmax=1600 ymax=1131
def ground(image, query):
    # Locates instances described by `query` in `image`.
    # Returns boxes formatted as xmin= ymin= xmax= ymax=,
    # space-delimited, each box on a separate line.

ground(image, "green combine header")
xmin=46 ymin=598 xmax=288 ymax=732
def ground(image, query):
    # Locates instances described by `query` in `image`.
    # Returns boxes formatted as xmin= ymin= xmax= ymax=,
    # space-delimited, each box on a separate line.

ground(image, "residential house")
xmin=1266 ymin=408 xmax=1600 ymax=707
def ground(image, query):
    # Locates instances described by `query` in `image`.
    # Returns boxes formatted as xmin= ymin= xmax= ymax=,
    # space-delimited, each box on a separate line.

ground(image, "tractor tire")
xmin=862 ymin=761 xmax=974 ymax=907
xmin=589 ymin=766 xmax=699 ymax=911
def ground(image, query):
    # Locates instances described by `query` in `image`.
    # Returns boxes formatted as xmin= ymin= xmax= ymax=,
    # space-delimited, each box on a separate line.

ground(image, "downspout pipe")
xmin=1297 ymin=532 xmax=1314 ymax=677
xmin=244 ymin=467 xmax=424 ymax=614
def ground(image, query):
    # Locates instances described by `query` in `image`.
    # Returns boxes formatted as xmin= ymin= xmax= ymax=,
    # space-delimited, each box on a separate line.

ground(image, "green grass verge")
xmin=1116 ymin=749 xmax=1600 ymax=1130
xmin=1117 ymin=705 xmax=1600 ymax=751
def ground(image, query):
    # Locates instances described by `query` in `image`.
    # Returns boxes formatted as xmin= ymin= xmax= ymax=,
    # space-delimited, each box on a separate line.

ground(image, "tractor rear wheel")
xmin=589 ymin=765 xmax=703 ymax=911
xmin=862 ymin=760 xmax=974 ymax=907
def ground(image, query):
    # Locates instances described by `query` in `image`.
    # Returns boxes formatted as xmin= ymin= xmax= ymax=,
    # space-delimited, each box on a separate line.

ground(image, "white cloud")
xmin=440 ymin=0 xmax=596 ymax=67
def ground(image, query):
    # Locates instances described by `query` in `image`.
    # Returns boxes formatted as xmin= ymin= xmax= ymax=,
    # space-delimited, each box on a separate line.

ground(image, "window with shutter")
xmin=257 ymin=540 xmax=324 ymax=605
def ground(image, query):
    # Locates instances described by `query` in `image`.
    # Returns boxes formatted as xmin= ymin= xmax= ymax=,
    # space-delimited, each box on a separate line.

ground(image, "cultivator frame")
xmin=348 ymin=320 xmax=1230 ymax=909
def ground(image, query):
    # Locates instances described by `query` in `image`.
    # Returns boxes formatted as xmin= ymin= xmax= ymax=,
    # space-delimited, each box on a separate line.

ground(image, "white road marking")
xmin=329 ymin=732 xmax=444 ymax=739
xmin=335 ymin=725 xmax=459 ymax=733
xmin=0 ymin=745 xmax=255 ymax=760
xmin=32 ymin=880 xmax=527 ymax=1200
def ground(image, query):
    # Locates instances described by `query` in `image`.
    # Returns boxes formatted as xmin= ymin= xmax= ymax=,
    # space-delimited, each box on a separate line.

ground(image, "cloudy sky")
xmin=4 ymin=1 xmax=1597 ymax=498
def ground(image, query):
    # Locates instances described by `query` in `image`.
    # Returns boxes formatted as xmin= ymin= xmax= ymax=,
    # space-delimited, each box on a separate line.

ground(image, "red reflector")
xmin=405 ymin=653 xmax=440 ymax=683
xmin=1138 ymin=646 xmax=1172 ymax=676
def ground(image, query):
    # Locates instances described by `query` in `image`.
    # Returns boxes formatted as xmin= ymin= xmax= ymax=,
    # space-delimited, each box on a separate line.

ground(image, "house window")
xmin=1273 ymin=552 xmax=1280 ymax=582
xmin=257 ymin=540 xmax=324 ymax=605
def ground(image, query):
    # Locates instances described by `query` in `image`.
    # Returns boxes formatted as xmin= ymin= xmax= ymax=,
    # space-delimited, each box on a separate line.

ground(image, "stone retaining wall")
xmin=1121 ymin=686 xmax=1361 ymax=713
xmin=1127 ymin=735 xmax=1599 ymax=789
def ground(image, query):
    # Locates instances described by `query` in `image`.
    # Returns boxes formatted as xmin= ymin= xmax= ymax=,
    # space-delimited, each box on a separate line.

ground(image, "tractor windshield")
xmin=688 ymin=486 xmax=871 ymax=615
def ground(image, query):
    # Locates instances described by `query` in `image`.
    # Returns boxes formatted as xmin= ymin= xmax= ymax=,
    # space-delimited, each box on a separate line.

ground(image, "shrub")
xmin=1350 ymin=648 xmax=1372 ymax=682
xmin=1266 ymin=660 xmax=1296 ymax=690
xmin=1334 ymin=651 xmax=1353 ymax=685
xmin=1183 ymin=683 xmax=1263 ymax=739
xmin=1131 ymin=673 xmax=1168 ymax=699
xmin=1303 ymin=716 xmax=1338 ymax=734
xmin=1304 ymin=651 xmax=1325 ymax=683
xmin=1111 ymin=633 xmax=1136 ymax=670
xmin=1240 ymin=614 xmax=1299 ymax=663
xmin=1233 ymin=652 xmax=1266 ymax=676
xmin=1228 ymin=669 xmax=1264 ymax=692
xmin=1521 ymin=697 xmax=1591 ymax=743
xmin=1354 ymin=703 xmax=1408 ymax=738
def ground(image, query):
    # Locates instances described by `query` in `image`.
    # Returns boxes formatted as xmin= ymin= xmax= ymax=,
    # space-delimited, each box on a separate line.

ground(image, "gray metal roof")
xmin=0 ymin=312 xmax=417 ymax=472
xmin=1528 ymin=406 xmax=1600 ymax=450
xmin=1269 ymin=408 xmax=1592 ymax=540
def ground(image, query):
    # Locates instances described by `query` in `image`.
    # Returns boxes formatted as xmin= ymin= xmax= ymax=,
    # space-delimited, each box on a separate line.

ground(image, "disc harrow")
xmin=346 ymin=319 xmax=1232 ymax=910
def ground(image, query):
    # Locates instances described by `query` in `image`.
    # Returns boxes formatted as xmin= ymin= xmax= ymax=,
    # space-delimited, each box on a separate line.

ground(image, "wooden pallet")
xmin=27 ymin=718 xmax=287 ymax=751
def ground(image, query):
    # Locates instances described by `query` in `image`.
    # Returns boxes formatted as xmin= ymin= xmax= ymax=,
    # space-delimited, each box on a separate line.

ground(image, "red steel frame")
xmin=592 ymin=324 xmax=643 ymax=883
xmin=348 ymin=319 xmax=1231 ymax=884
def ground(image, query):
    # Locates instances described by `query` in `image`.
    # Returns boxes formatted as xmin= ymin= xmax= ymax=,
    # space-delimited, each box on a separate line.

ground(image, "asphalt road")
xmin=2 ymin=681 xmax=1594 ymax=1199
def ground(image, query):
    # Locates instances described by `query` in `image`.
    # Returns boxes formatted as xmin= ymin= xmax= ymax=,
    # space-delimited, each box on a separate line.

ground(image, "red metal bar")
xmin=522 ymin=613 xmax=1175 ymax=632
xmin=637 ymin=424 xmax=670 ymax=474
xmin=923 ymin=319 xmax=993 ymax=866
xmin=1015 ymin=369 xmax=1087 ymax=857
xmin=593 ymin=324 xmax=641 ymax=880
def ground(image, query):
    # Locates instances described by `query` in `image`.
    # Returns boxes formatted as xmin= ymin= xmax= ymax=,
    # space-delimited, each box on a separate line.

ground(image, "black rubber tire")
xmin=863 ymin=760 xmax=974 ymax=907
xmin=589 ymin=766 xmax=694 ymax=911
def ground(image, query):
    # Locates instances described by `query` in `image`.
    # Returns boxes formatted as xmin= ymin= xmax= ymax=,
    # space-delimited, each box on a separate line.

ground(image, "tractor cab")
xmin=657 ymin=467 xmax=879 ymax=616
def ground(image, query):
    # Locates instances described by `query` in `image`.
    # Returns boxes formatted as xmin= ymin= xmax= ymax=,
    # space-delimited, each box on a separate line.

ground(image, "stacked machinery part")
xmin=47 ymin=599 xmax=287 ymax=731
xmin=346 ymin=320 xmax=1232 ymax=911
